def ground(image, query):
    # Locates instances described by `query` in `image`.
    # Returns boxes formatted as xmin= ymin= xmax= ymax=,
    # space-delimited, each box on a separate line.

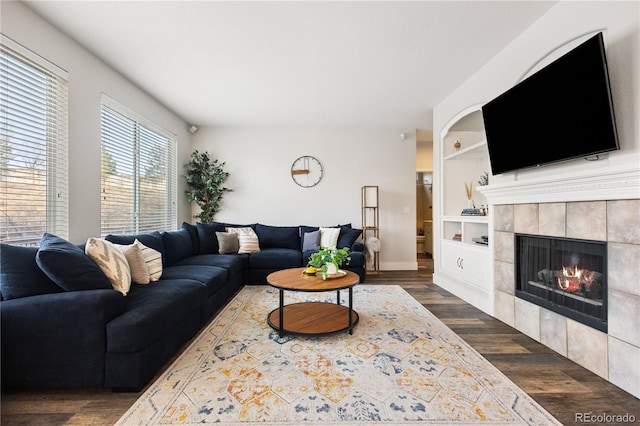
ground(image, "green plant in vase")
xmin=307 ymin=247 xmax=351 ymax=280
xmin=184 ymin=150 xmax=232 ymax=222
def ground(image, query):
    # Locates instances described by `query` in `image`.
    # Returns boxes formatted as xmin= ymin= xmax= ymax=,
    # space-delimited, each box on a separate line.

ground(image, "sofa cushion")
xmin=106 ymin=231 xmax=165 ymax=259
xmin=217 ymin=232 xmax=239 ymax=254
xmin=226 ymin=227 xmax=260 ymax=254
xmin=85 ymin=238 xmax=132 ymax=296
xmin=196 ymin=222 xmax=226 ymax=254
xmin=35 ymin=233 xmax=112 ymax=292
xmin=255 ymin=224 xmax=300 ymax=250
xmin=106 ymin=279 xmax=205 ymax=353
xmin=0 ymin=244 xmax=63 ymax=300
xmin=161 ymin=265 xmax=228 ymax=297
xmin=161 ymin=228 xmax=194 ymax=266
xmin=181 ymin=222 xmax=199 ymax=254
xmin=337 ymin=224 xmax=363 ymax=249
xmin=249 ymin=248 xmax=302 ymax=270
xmin=173 ymin=254 xmax=247 ymax=277
xmin=302 ymin=230 xmax=321 ymax=252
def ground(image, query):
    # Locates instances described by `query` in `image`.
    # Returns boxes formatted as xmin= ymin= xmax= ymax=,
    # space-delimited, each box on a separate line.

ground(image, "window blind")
xmin=100 ymin=98 xmax=177 ymax=236
xmin=0 ymin=37 xmax=69 ymax=246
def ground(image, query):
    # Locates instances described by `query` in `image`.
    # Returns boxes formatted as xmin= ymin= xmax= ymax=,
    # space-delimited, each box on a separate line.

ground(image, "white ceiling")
xmin=24 ymin=1 xmax=556 ymax=131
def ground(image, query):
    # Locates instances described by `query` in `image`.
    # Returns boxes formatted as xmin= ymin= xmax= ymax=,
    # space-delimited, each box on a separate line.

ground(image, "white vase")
xmin=326 ymin=263 xmax=338 ymax=275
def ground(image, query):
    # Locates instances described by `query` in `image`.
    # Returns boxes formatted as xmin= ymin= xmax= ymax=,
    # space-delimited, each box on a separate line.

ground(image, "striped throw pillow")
xmin=135 ymin=239 xmax=163 ymax=282
xmin=226 ymin=227 xmax=260 ymax=254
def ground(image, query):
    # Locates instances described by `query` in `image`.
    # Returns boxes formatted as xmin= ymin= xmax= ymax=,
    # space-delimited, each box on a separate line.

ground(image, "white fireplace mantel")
xmin=478 ymin=165 xmax=640 ymax=205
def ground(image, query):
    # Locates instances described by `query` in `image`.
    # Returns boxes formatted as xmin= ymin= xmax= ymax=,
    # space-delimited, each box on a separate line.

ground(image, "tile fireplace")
xmin=515 ymin=234 xmax=607 ymax=332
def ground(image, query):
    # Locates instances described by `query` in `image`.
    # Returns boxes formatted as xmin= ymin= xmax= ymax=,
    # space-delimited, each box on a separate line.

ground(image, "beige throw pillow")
xmin=226 ymin=227 xmax=260 ymax=254
xmin=85 ymin=238 xmax=131 ymax=295
xmin=320 ymin=227 xmax=340 ymax=249
xmin=112 ymin=242 xmax=150 ymax=285
xmin=134 ymin=239 xmax=163 ymax=282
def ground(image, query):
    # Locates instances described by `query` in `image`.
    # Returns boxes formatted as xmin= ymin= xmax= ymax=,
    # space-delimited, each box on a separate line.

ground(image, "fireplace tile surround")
xmin=492 ymin=199 xmax=640 ymax=398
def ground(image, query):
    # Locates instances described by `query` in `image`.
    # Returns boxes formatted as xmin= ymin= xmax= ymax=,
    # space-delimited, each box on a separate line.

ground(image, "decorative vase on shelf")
xmin=454 ymin=139 xmax=461 ymax=151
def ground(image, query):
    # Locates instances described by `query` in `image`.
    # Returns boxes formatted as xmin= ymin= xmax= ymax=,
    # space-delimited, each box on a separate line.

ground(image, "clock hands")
xmin=291 ymin=156 xmax=321 ymax=187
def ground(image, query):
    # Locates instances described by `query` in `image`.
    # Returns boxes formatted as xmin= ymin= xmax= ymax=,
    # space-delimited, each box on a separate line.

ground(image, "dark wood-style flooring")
xmin=2 ymin=257 xmax=639 ymax=425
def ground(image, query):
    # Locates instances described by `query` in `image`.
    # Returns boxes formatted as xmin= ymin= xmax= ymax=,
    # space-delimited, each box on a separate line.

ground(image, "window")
xmin=100 ymin=96 xmax=177 ymax=236
xmin=0 ymin=36 xmax=69 ymax=246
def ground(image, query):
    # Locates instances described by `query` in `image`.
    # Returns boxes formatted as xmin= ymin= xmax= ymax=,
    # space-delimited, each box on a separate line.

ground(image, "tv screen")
xmin=482 ymin=32 xmax=619 ymax=175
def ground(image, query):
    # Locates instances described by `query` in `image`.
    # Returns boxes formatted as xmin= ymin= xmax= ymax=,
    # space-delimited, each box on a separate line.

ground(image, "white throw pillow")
xmin=112 ymin=242 xmax=150 ymax=285
xmin=320 ymin=227 xmax=340 ymax=249
xmin=134 ymin=239 xmax=163 ymax=282
xmin=226 ymin=227 xmax=260 ymax=254
xmin=85 ymin=238 xmax=131 ymax=295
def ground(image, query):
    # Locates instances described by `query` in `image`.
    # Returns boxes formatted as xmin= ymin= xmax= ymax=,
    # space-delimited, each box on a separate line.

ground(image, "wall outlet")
xmin=403 ymin=206 xmax=411 ymax=214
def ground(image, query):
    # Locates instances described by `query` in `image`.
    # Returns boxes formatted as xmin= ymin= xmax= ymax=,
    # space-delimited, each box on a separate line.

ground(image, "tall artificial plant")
xmin=184 ymin=150 xmax=232 ymax=222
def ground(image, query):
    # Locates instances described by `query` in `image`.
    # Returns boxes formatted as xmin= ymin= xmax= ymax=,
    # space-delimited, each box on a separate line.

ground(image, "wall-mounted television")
xmin=482 ymin=32 xmax=619 ymax=175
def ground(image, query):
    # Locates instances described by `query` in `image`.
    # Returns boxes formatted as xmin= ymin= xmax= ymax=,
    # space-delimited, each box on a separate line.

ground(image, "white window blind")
xmin=0 ymin=37 xmax=69 ymax=246
xmin=100 ymin=97 xmax=177 ymax=236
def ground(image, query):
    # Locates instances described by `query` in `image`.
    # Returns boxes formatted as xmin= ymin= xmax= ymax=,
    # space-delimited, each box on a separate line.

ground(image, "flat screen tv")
xmin=482 ymin=32 xmax=619 ymax=175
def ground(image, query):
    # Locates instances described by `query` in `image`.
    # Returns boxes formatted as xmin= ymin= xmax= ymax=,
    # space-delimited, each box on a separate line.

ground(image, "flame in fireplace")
xmin=556 ymin=265 xmax=596 ymax=293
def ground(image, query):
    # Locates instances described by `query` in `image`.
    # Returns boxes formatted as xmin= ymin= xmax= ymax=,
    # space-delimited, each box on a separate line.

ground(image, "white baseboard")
xmin=378 ymin=261 xmax=419 ymax=271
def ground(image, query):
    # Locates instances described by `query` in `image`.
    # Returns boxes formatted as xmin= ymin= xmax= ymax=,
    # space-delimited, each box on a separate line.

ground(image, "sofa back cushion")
xmin=255 ymin=224 xmax=300 ymax=250
xmin=196 ymin=222 xmax=226 ymax=254
xmin=161 ymin=228 xmax=194 ymax=266
xmin=0 ymin=244 xmax=63 ymax=300
xmin=35 ymin=233 xmax=112 ymax=292
xmin=105 ymin=231 xmax=165 ymax=262
xmin=181 ymin=222 xmax=199 ymax=254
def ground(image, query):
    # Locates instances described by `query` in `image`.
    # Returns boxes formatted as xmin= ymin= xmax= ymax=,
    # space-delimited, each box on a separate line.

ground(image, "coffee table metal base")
xmin=267 ymin=302 xmax=359 ymax=337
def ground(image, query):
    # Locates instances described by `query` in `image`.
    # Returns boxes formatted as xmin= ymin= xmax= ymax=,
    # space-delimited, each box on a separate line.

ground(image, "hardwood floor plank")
xmin=2 ymin=263 xmax=639 ymax=425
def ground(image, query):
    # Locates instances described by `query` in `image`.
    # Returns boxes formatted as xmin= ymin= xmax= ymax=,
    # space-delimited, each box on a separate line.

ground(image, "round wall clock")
xmin=291 ymin=155 xmax=323 ymax=187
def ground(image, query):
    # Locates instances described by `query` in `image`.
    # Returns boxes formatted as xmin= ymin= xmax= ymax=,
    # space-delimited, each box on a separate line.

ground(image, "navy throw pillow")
xmin=0 ymin=244 xmax=63 ymax=300
xmin=161 ymin=228 xmax=194 ymax=266
xmin=196 ymin=222 xmax=226 ymax=254
xmin=337 ymin=225 xmax=363 ymax=250
xmin=35 ymin=233 xmax=111 ymax=292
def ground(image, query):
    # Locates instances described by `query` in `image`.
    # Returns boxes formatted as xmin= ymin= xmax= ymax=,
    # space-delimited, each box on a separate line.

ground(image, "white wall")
xmin=192 ymin=127 xmax=418 ymax=270
xmin=1 ymin=2 xmax=193 ymax=242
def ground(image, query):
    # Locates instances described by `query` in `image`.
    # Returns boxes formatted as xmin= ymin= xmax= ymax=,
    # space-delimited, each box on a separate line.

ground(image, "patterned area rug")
xmin=116 ymin=285 xmax=560 ymax=425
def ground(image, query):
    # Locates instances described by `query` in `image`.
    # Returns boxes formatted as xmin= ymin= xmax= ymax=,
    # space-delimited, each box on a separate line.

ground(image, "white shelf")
xmin=442 ymin=215 xmax=488 ymax=223
xmin=444 ymin=140 xmax=487 ymax=161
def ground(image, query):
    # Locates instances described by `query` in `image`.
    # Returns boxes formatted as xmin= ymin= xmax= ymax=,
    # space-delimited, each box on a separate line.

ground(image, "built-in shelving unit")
xmin=434 ymin=106 xmax=493 ymax=315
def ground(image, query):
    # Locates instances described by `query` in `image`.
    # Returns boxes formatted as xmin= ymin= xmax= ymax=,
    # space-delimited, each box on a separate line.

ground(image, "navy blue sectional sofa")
xmin=0 ymin=222 xmax=364 ymax=390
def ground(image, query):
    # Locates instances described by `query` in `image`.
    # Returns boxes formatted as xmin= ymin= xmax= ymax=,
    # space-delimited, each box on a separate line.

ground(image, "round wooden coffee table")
xmin=266 ymin=267 xmax=360 ymax=337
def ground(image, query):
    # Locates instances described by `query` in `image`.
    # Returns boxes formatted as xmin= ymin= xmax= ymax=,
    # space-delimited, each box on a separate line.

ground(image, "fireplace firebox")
xmin=515 ymin=234 xmax=607 ymax=332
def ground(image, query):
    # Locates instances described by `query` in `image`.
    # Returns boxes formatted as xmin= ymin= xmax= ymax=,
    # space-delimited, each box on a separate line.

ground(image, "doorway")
xmin=416 ymin=131 xmax=433 ymax=264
